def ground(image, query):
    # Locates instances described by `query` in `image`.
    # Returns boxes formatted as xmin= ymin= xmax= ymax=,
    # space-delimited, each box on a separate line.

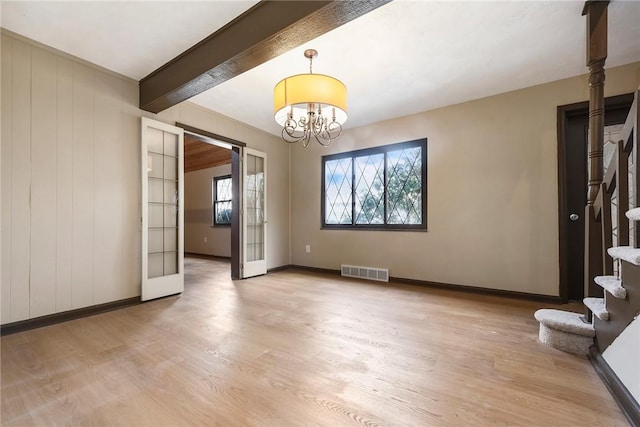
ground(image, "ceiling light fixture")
xmin=274 ymin=49 xmax=347 ymax=147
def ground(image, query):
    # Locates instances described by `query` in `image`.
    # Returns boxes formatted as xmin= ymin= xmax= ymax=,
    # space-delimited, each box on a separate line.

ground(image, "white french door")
xmin=141 ymin=117 xmax=184 ymax=301
xmin=242 ymin=148 xmax=267 ymax=278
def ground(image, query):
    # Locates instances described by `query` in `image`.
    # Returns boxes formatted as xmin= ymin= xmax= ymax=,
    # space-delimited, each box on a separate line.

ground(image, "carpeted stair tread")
xmin=607 ymin=246 xmax=640 ymax=265
xmin=594 ymin=276 xmax=627 ymax=299
xmin=625 ymin=207 xmax=640 ymax=221
xmin=583 ymin=297 xmax=609 ymax=321
xmin=533 ymin=309 xmax=595 ymax=337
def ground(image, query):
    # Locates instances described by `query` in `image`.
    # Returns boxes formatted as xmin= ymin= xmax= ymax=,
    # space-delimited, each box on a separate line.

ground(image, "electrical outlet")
xmin=204 ymin=237 xmax=208 ymax=243
xmin=305 ymin=245 xmax=311 ymax=253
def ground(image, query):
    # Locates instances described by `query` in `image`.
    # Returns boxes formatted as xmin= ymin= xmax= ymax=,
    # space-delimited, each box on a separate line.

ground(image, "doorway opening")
xmin=184 ymin=134 xmax=232 ymax=263
xmin=179 ymin=123 xmax=243 ymax=280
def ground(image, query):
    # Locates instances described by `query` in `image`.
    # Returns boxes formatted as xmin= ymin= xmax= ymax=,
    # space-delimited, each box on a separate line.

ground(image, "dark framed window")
xmin=213 ymin=175 xmax=232 ymax=226
xmin=322 ymin=138 xmax=427 ymax=230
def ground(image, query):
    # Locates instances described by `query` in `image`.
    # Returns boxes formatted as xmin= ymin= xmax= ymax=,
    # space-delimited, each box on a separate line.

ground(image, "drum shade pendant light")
xmin=274 ymin=49 xmax=347 ymax=147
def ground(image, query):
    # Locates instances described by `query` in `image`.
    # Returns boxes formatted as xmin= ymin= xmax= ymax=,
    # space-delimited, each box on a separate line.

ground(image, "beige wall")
xmin=1 ymin=31 xmax=291 ymax=324
xmin=185 ymin=164 xmax=232 ymax=257
xmin=290 ymin=62 xmax=640 ymax=296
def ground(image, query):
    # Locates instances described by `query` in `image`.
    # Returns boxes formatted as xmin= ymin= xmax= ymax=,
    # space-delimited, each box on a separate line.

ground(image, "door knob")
xmin=570 ymin=213 xmax=580 ymax=221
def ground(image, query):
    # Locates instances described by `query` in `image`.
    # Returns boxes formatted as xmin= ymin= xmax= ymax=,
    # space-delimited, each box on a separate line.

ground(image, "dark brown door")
xmin=558 ymin=94 xmax=633 ymax=301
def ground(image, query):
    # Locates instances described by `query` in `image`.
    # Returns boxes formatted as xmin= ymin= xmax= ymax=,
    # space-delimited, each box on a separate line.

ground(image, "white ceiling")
xmin=0 ymin=1 xmax=260 ymax=79
xmin=2 ymin=1 xmax=639 ymax=137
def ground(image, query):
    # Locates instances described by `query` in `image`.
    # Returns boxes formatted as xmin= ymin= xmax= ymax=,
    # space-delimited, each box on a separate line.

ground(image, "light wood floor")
xmin=1 ymin=257 xmax=628 ymax=426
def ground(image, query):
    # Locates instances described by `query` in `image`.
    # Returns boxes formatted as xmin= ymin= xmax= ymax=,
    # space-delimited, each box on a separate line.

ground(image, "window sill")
xmin=321 ymin=226 xmax=428 ymax=232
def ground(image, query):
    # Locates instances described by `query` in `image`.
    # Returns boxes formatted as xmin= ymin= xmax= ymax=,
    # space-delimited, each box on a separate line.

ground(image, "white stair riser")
xmin=538 ymin=324 xmax=594 ymax=356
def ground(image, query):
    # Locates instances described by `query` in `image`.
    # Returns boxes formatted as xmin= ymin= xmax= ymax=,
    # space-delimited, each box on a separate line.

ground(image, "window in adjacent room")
xmin=212 ymin=175 xmax=232 ymax=226
xmin=322 ymin=138 xmax=427 ymax=230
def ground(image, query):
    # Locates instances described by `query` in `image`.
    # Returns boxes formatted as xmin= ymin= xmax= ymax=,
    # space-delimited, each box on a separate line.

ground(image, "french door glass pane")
xmin=149 ymin=204 xmax=163 ymax=228
xmin=163 ymin=156 xmax=177 ymax=180
xmin=148 ymin=253 xmax=164 ymax=278
xmin=246 ymin=154 xmax=264 ymax=262
xmin=164 ymin=205 xmax=177 ymax=227
xmin=148 ymin=153 xmax=163 ymax=178
xmin=164 ymin=228 xmax=177 ymax=252
xmin=164 ymin=252 xmax=177 ymax=275
xmin=148 ymin=179 xmax=163 ymax=203
xmin=148 ymin=229 xmax=163 ymax=253
xmin=147 ymin=128 xmax=163 ymax=153
xmin=147 ymin=129 xmax=179 ymax=278
xmin=164 ymin=180 xmax=177 ymax=203
xmin=163 ymin=133 xmax=177 ymax=157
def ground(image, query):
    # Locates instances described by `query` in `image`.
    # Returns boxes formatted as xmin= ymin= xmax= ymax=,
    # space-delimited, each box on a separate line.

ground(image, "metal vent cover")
xmin=341 ymin=264 xmax=389 ymax=282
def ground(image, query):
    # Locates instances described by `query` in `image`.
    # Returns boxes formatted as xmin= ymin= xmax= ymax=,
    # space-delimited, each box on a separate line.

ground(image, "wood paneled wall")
xmin=1 ymin=33 xmax=141 ymax=324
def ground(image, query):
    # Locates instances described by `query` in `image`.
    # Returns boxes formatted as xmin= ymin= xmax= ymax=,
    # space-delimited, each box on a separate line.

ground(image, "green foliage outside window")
xmin=322 ymin=139 xmax=427 ymax=230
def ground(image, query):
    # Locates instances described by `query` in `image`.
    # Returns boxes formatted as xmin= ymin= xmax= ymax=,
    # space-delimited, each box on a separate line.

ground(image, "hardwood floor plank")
xmin=1 ymin=256 xmax=629 ymax=426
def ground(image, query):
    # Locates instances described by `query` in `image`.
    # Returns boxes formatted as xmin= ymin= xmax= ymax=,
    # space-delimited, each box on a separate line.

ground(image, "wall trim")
xmin=287 ymin=265 xmax=563 ymax=303
xmin=390 ymin=276 xmax=563 ymax=303
xmin=185 ymin=252 xmax=231 ymax=261
xmin=0 ymin=297 xmax=141 ymax=336
xmin=287 ymin=264 xmax=340 ymax=276
xmin=267 ymin=265 xmax=293 ymax=274
xmin=589 ymin=346 xmax=640 ymax=427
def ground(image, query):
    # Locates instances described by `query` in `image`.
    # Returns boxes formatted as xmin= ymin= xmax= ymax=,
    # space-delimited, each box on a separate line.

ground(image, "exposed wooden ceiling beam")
xmin=139 ymin=0 xmax=391 ymax=113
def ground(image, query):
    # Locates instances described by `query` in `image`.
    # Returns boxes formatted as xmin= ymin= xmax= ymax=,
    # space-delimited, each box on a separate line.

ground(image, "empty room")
xmin=1 ymin=1 xmax=639 ymax=426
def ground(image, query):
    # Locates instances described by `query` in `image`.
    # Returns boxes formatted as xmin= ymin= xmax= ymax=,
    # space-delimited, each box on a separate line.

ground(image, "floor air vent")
xmin=341 ymin=264 xmax=389 ymax=282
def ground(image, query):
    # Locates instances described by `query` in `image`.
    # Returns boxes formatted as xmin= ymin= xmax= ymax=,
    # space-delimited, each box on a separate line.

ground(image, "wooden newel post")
xmin=584 ymin=0 xmax=608 ymax=206
xmin=582 ymin=1 xmax=608 ymax=317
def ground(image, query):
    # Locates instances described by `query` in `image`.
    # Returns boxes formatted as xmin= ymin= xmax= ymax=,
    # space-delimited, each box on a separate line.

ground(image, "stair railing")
xmin=587 ymin=90 xmax=640 ymax=315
